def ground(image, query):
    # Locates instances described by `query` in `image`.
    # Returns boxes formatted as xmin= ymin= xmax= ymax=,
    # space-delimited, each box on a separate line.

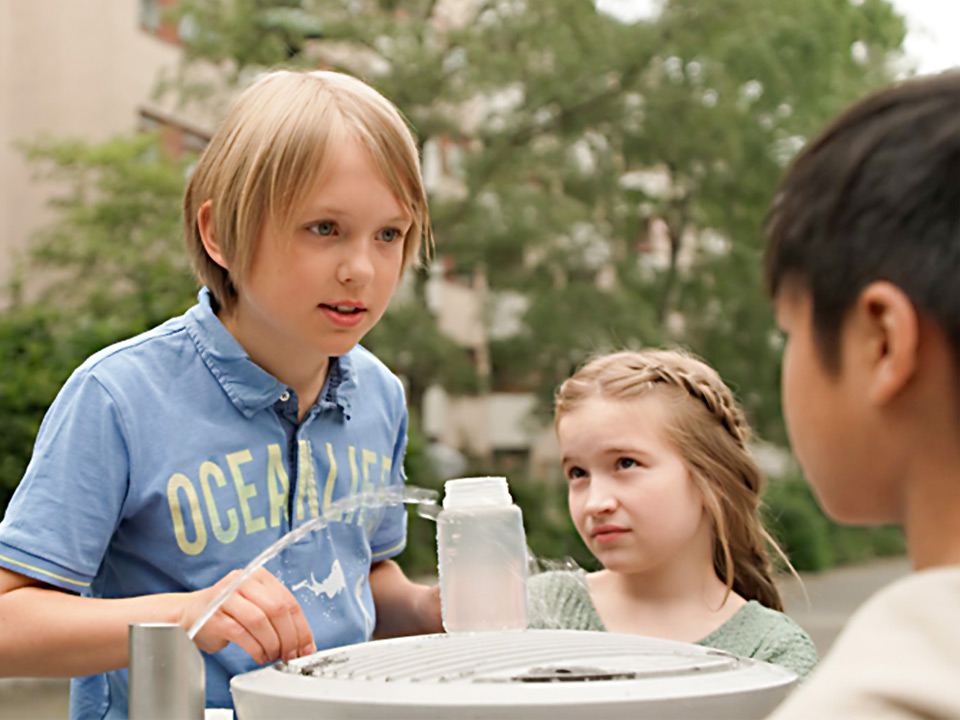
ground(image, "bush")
xmin=0 ymin=306 xmax=155 ymax=512
xmin=763 ymin=475 xmax=835 ymax=572
xmin=763 ymin=474 xmax=905 ymax=573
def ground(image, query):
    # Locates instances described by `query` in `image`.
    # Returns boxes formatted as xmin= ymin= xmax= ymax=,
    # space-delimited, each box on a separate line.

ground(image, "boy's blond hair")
xmin=184 ymin=69 xmax=433 ymax=312
xmin=555 ymin=349 xmax=793 ymax=611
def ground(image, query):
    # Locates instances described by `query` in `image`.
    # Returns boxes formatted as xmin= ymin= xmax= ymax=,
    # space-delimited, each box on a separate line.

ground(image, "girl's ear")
xmin=852 ymin=281 xmax=920 ymax=406
xmin=197 ymin=200 xmax=229 ymax=270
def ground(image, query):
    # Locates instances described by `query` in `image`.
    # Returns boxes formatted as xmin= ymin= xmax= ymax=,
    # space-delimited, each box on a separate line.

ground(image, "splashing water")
xmin=187 ymin=485 xmax=440 ymax=641
xmin=524 ymin=552 xmax=589 ymax=630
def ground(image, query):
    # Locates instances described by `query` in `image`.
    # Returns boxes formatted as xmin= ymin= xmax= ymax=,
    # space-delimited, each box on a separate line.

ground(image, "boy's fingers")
xmin=222 ymin=589 xmax=281 ymax=664
xmin=198 ymin=567 xmax=315 ymax=664
xmin=247 ymin=574 xmax=301 ymax=662
xmin=251 ymin=569 xmax=316 ymax=659
xmin=222 ymin=613 xmax=269 ymax=666
xmin=195 ymin=604 xmax=269 ymax=665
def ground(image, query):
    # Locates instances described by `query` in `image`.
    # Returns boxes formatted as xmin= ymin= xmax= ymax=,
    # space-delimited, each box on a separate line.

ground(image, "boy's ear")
xmin=853 ymin=281 xmax=919 ymax=406
xmin=197 ymin=200 xmax=229 ymax=270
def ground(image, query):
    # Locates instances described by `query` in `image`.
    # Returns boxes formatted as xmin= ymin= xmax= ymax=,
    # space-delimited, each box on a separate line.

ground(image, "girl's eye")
xmin=308 ymin=221 xmax=337 ymax=236
xmin=378 ymin=227 xmax=402 ymax=243
xmin=617 ymin=457 xmax=640 ymax=470
xmin=566 ymin=466 xmax=587 ymax=481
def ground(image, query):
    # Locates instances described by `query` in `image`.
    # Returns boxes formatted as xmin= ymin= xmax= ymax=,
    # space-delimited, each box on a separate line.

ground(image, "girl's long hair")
xmin=555 ymin=348 xmax=794 ymax=611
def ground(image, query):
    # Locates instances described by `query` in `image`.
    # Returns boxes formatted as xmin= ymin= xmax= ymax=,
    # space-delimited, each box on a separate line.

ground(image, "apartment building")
xmin=0 ymin=0 xmax=214 ymax=283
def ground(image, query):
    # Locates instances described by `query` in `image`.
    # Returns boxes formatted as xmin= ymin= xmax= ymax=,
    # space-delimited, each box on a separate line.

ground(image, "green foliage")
xmin=1 ymin=0 xmax=911 ymax=585
xmin=0 ymin=134 xmax=196 ymax=508
xmin=15 ymin=133 xmax=196 ymax=326
xmin=0 ymin=307 xmax=68 ymax=510
xmin=392 ymin=416 xmax=445 ymax=579
xmin=364 ymin=296 xmax=481 ymax=416
xmin=0 ymin=304 xmax=163 ymax=510
xmin=162 ymin=0 xmax=907 ymax=445
xmin=763 ymin=474 xmax=835 ymax=572
xmin=764 ymin=475 xmax=906 ymax=573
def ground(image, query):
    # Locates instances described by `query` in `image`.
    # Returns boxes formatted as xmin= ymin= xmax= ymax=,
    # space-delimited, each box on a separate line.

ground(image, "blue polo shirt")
xmin=0 ymin=288 xmax=409 ymax=718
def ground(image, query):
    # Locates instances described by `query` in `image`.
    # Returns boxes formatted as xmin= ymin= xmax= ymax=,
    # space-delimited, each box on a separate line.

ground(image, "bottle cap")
xmin=442 ymin=476 xmax=513 ymax=509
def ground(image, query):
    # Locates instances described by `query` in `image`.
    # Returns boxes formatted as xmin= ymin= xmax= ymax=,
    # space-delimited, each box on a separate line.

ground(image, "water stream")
xmin=187 ymin=485 xmax=441 ymax=640
xmin=185 ymin=481 xmax=583 ymax=642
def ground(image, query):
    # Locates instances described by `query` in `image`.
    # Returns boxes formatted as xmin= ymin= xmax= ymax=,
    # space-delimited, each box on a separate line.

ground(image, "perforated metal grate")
xmin=284 ymin=630 xmax=738 ymax=683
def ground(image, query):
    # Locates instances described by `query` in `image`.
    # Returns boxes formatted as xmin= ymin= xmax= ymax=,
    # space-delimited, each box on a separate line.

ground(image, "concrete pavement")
xmin=0 ymin=556 xmax=912 ymax=719
xmin=0 ymin=678 xmax=69 ymax=720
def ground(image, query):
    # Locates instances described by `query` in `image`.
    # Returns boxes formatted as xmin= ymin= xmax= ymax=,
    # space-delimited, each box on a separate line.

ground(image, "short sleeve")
xmin=757 ymin=621 xmax=820 ymax=680
xmin=369 ymin=382 xmax=408 ymax=562
xmin=0 ymin=368 xmax=130 ymax=592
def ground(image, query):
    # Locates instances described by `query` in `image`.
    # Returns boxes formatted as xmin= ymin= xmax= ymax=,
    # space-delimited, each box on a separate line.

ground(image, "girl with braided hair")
xmin=527 ymin=348 xmax=817 ymax=679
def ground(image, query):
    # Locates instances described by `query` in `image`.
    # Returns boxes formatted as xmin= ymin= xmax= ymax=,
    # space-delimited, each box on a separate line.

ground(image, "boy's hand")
xmin=178 ymin=568 xmax=316 ymax=665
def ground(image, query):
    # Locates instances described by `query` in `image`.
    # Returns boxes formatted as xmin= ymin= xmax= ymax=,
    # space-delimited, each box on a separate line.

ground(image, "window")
xmin=139 ymin=0 xmax=160 ymax=32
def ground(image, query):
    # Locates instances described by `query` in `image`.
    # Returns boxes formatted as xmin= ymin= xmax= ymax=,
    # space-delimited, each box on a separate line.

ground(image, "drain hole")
xmin=511 ymin=666 xmax=638 ymax=683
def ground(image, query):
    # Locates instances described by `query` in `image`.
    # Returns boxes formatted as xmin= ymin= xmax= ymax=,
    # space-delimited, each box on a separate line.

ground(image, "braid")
xmin=622 ymin=360 xmax=751 ymax=449
xmin=581 ymin=350 xmax=751 ymax=450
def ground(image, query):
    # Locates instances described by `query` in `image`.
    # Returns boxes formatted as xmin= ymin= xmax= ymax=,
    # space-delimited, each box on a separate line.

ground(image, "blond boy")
xmin=0 ymin=70 xmax=442 ymax=716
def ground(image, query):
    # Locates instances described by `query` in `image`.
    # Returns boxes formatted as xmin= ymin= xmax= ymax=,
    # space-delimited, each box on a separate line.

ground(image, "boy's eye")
xmin=566 ymin=466 xmax=587 ymax=481
xmin=617 ymin=457 xmax=640 ymax=470
xmin=378 ymin=227 xmax=402 ymax=243
xmin=308 ymin=221 xmax=337 ymax=236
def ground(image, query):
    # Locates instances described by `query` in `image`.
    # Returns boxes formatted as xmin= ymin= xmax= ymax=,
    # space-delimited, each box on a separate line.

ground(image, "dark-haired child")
xmin=765 ymin=71 xmax=960 ymax=718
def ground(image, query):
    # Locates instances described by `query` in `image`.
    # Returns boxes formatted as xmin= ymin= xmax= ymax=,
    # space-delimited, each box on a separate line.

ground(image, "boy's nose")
xmin=336 ymin=243 xmax=375 ymax=286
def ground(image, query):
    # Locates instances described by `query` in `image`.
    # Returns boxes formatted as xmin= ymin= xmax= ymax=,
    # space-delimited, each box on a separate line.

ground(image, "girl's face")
xmin=557 ymin=395 xmax=713 ymax=576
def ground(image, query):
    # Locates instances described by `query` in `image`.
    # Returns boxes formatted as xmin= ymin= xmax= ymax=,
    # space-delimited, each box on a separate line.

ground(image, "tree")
xmin=0 ymin=134 xmax=193 ymax=510
xmin=170 ymin=0 xmax=667 ymax=420
xmin=1 ymin=0 xmax=908 ymax=514
xmin=624 ymin=0 xmax=906 ymax=438
xmin=14 ymin=134 xmax=196 ymax=326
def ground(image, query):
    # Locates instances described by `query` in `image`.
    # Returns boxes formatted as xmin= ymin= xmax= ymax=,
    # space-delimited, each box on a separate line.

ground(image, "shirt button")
xmin=279 ymin=390 xmax=291 ymax=402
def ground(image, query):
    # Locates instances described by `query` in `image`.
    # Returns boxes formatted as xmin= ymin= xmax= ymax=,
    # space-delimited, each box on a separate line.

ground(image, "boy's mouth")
xmin=320 ymin=302 xmax=368 ymax=328
xmin=320 ymin=303 xmax=366 ymax=315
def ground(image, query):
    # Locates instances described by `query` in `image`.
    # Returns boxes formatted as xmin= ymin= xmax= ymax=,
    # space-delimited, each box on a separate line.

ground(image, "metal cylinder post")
xmin=128 ymin=622 xmax=205 ymax=720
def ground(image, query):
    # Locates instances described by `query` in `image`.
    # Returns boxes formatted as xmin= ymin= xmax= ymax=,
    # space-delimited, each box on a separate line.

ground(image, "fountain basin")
xmin=231 ymin=629 xmax=797 ymax=719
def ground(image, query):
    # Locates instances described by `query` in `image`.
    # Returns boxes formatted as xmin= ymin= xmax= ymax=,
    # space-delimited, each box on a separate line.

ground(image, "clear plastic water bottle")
xmin=437 ymin=476 xmax=528 ymax=632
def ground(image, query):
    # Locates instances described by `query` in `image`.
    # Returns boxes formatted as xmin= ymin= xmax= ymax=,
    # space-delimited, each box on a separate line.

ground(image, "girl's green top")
xmin=527 ymin=569 xmax=818 ymax=679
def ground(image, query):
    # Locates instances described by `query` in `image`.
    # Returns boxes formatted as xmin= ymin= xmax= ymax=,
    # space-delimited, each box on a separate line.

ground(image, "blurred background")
xmin=1 ymin=0 xmax=958 ymax=618
xmin=1 ymin=0 xmax=957 ymax=716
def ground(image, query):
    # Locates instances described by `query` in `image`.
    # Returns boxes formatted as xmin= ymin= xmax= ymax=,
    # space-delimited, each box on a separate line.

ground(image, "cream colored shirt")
xmin=768 ymin=565 xmax=960 ymax=719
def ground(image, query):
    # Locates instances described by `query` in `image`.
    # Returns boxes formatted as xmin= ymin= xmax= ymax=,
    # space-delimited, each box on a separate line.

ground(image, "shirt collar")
xmin=184 ymin=287 xmax=354 ymax=419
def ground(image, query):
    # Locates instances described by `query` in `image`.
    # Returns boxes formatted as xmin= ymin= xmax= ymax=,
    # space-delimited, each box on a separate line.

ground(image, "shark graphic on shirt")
xmin=292 ymin=559 xmax=346 ymax=599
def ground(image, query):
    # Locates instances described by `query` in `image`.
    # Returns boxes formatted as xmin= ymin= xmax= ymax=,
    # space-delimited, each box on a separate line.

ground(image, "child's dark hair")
xmin=764 ymin=71 xmax=960 ymax=371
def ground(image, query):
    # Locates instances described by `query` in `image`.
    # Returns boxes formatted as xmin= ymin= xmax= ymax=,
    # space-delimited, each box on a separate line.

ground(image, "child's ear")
xmin=197 ymin=199 xmax=229 ymax=270
xmin=854 ymin=281 xmax=919 ymax=406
